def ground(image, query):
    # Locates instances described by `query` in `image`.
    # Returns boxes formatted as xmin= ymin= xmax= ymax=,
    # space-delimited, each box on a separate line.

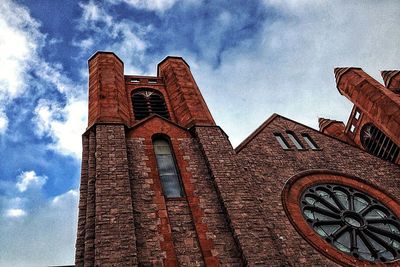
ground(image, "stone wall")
xmin=235 ymin=115 xmax=400 ymax=266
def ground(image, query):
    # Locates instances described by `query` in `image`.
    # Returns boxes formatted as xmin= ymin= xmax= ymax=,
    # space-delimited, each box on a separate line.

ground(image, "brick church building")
xmin=75 ymin=52 xmax=400 ymax=266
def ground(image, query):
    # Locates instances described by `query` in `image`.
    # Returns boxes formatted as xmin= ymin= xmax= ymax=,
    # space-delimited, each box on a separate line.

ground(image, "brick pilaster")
xmin=158 ymin=57 xmax=215 ymax=128
xmin=83 ymin=130 xmax=96 ymax=266
xmin=75 ymin=134 xmax=89 ymax=267
xmin=192 ymin=126 xmax=247 ymax=265
xmin=94 ymin=124 xmax=137 ymax=266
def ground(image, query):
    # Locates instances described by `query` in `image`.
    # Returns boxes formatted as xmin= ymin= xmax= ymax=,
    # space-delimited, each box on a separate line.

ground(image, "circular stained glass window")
xmin=301 ymin=184 xmax=400 ymax=263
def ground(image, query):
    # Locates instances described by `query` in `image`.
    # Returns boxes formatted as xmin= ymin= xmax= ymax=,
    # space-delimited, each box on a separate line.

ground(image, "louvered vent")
xmin=132 ymin=90 xmax=169 ymax=120
xmin=360 ymin=123 xmax=399 ymax=163
xmin=132 ymin=94 xmax=150 ymax=120
xmin=149 ymin=94 xmax=170 ymax=119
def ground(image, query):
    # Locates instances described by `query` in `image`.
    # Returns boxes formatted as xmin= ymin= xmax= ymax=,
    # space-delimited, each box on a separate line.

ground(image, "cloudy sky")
xmin=0 ymin=0 xmax=399 ymax=266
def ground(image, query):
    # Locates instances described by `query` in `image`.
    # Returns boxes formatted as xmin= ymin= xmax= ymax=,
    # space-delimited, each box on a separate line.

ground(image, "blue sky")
xmin=0 ymin=0 xmax=399 ymax=266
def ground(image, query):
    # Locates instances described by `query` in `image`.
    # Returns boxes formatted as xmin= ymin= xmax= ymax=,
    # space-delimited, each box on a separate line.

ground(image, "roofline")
xmin=128 ymin=114 xmax=188 ymax=132
xmin=88 ymin=51 xmax=124 ymax=65
xmin=235 ymin=113 xmax=279 ymax=153
xmin=157 ymin=56 xmax=190 ymax=76
xmin=235 ymin=113 xmax=370 ymax=156
xmin=319 ymin=119 xmax=345 ymax=132
xmin=333 ymin=67 xmax=361 ymax=94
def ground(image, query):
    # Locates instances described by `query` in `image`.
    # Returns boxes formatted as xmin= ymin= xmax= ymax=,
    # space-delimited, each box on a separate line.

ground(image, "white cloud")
xmin=189 ymin=1 xmax=400 ymax=147
xmin=0 ymin=0 xmax=44 ymax=133
xmin=0 ymin=189 xmax=78 ymax=267
xmin=0 ymin=0 xmax=85 ymax=145
xmin=16 ymin=170 xmax=47 ymax=192
xmin=33 ymin=98 xmax=87 ymax=158
xmin=52 ymin=189 xmax=78 ymax=206
xmin=5 ymin=208 xmax=27 ymax=218
xmin=34 ymin=61 xmax=76 ymax=96
xmin=107 ymin=0 xmax=177 ymax=12
xmin=0 ymin=110 xmax=8 ymax=134
xmin=77 ymin=1 xmax=148 ymax=73
xmin=0 ymin=0 xmax=42 ymax=99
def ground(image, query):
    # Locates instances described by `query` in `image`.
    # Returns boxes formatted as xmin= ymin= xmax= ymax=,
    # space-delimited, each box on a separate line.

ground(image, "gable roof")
xmin=235 ymin=113 xmax=364 ymax=154
xmin=128 ymin=114 xmax=188 ymax=132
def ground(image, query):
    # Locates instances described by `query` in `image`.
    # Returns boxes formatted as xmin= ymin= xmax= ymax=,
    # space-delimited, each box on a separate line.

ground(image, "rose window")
xmin=301 ymin=184 xmax=400 ymax=263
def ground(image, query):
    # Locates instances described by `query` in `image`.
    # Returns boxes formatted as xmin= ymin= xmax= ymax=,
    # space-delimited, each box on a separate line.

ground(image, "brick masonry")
xmin=335 ymin=68 xmax=400 ymax=150
xmin=126 ymin=117 xmax=242 ymax=266
xmin=235 ymin=115 xmax=400 ymax=266
xmin=75 ymin=52 xmax=400 ymax=266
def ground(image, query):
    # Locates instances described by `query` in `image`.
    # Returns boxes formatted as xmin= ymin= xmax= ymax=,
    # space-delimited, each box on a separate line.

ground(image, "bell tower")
xmin=319 ymin=68 xmax=400 ymax=164
xmin=75 ymin=52 xmax=243 ymax=266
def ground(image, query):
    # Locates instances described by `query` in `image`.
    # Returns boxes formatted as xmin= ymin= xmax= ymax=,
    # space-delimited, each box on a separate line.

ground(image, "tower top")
xmin=88 ymin=51 xmax=124 ymax=65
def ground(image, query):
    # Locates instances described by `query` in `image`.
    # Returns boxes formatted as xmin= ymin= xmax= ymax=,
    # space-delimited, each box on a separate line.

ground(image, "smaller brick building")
xmin=75 ymin=52 xmax=400 ymax=266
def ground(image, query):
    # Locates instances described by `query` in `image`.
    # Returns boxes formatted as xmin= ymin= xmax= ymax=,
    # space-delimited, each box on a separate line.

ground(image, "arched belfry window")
xmin=132 ymin=89 xmax=170 ymax=120
xmin=360 ymin=123 xmax=399 ymax=163
xmin=153 ymin=137 xmax=183 ymax=198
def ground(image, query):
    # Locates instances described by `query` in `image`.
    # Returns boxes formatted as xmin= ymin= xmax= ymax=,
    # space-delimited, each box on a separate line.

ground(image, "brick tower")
xmin=320 ymin=68 xmax=400 ymax=164
xmin=75 ymin=52 xmax=243 ymax=266
xmin=76 ymin=52 xmax=400 ymax=266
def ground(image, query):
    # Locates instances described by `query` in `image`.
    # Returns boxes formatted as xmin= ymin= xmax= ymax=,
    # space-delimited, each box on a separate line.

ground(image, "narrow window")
xmin=350 ymin=124 xmax=356 ymax=133
xmin=360 ymin=123 xmax=399 ymax=163
xmin=301 ymin=133 xmax=319 ymax=150
xmin=286 ymin=131 xmax=304 ymax=150
xmin=274 ymin=133 xmax=290 ymax=150
xmin=130 ymin=78 xmax=140 ymax=83
xmin=153 ymin=138 xmax=184 ymax=198
xmin=354 ymin=110 xmax=361 ymax=120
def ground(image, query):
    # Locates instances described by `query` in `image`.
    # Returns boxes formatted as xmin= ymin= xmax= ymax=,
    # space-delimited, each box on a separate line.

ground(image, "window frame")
xmin=301 ymin=133 xmax=320 ymax=150
xmin=274 ymin=133 xmax=292 ymax=150
xmin=152 ymin=135 xmax=185 ymax=199
xmin=286 ymin=131 xmax=305 ymax=150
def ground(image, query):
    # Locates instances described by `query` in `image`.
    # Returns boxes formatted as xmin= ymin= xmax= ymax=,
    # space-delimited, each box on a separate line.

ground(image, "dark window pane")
xmin=286 ymin=131 xmax=304 ymax=150
xmin=301 ymin=133 xmax=319 ymax=150
xmin=274 ymin=133 xmax=290 ymax=150
xmin=159 ymin=174 xmax=182 ymax=198
xmin=153 ymin=138 xmax=183 ymax=198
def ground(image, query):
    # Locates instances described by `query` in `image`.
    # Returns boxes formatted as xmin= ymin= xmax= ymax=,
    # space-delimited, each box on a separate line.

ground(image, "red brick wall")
xmin=88 ymin=52 xmax=130 ymax=127
xmin=126 ymin=117 xmax=242 ymax=266
xmin=75 ymin=133 xmax=89 ymax=267
xmin=236 ymin=115 xmax=400 ymax=266
xmin=335 ymin=67 xmax=400 ymax=147
xmin=77 ymin=52 xmax=400 ymax=266
xmin=158 ymin=57 xmax=215 ymax=128
xmin=76 ymin=125 xmax=138 ymax=266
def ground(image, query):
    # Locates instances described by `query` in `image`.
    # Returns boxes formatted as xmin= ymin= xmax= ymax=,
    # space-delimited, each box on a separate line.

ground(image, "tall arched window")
xmin=153 ymin=137 xmax=183 ymax=198
xmin=360 ymin=123 xmax=399 ymax=163
xmin=132 ymin=89 xmax=170 ymax=120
